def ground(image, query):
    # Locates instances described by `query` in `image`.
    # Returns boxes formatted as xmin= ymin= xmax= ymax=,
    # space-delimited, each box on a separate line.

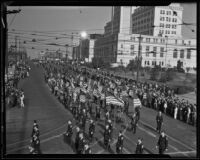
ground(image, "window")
xmin=152 ymin=61 xmax=154 ymax=65
xmin=121 ymin=44 xmax=123 ymax=48
xmin=162 ymin=61 xmax=164 ymax=66
xmin=166 ymin=24 xmax=171 ymax=28
xmin=187 ymin=49 xmax=191 ymax=59
xmin=180 ymin=49 xmax=184 ymax=58
xmin=182 ymin=40 xmax=185 ymax=45
xmin=175 ymin=39 xmax=178 ymax=44
xmin=147 ymin=61 xmax=150 ymax=65
xmin=146 ymin=46 xmax=150 ymax=57
xmin=160 ymin=47 xmax=164 ymax=57
xmin=188 ymin=41 xmax=191 ymax=45
xmin=160 ymin=23 xmax=164 ymax=28
xmin=167 ymin=11 xmax=171 ymax=15
xmin=160 ymin=17 xmax=165 ymax=21
xmin=173 ymin=49 xmax=178 ymax=58
xmin=172 ymin=25 xmax=177 ymax=29
xmin=131 ymin=45 xmax=134 ymax=50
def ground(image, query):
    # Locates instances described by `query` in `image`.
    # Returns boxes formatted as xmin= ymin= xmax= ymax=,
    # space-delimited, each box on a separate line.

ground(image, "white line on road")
xmin=167 ymin=150 xmax=196 ymax=155
xmin=140 ymin=119 xmax=195 ymax=151
xmin=7 ymin=121 xmax=69 ymax=147
xmin=123 ymin=147 xmax=131 ymax=154
xmin=7 ymin=126 xmax=77 ymax=153
xmin=138 ymin=126 xmax=156 ymax=138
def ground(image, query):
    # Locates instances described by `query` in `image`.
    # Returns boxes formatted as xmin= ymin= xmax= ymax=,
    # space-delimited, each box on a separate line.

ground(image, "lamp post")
xmin=136 ymin=34 xmax=142 ymax=83
xmin=79 ymin=31 xmax=87 ymax=64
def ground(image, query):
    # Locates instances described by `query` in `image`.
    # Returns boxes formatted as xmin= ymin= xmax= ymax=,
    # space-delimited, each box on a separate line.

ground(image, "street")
xmin=6 ymin=61 xmax=196 ymax=156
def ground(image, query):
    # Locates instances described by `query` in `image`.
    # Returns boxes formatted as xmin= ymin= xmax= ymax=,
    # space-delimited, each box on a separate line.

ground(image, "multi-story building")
xmin=94 ymin=33 xmax=196 ymax=69
xmin=131 ymin=3 xmax=183 ymax=37
xmin=73 ymin=34 xmax=103 ymax=62
xmin=94 ymin=4 xmax=196 ymax=70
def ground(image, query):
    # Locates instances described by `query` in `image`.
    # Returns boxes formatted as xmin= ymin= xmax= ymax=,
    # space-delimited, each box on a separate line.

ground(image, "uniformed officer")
xmin=77 ymin=132 xmax=85 ymax=154
xmin=116 ymin=131 xmax=124 ymax=154
xmin=107 ymin=119 xmax=113 ymax=140
xmin=81 ymin=109 xmax=87 ymax=132
xmin=64 ymin=120 xmax=73 ymax=146
xmin=84 ymin=143 xmax=92 ymax=154
xmin=135 ymin=137 xmax=144 ymax=154
xmin=156 ymin=111 xmax=163 ymax=133
xmin=135 ymin=106 xmax=140 ymax=124
xmin=130 ymin=113 xmax=137 ymax=134
xmin=88 ymin=119 xmax=95 ymax=142
xmin=96 ymin=105 xmax=101 ymax=121
xmin=104 ymin=125 xmax=111 ymax=150
xmin=75 ymin=127 xmax=81 ymax=153
xmin=156 ymin=131 xmax=168 ymax=154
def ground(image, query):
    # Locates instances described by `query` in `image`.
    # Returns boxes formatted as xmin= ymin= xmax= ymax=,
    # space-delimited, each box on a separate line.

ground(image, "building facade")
xmin=132 ymin=3 xmax=183 ymax=37
xmin=94 ymin=33 xmax=196 ymax=69
xmin=93 ymin=4 xmax=196 ymax=70
xmin=72 ymin=34 xmax=103 ymax=62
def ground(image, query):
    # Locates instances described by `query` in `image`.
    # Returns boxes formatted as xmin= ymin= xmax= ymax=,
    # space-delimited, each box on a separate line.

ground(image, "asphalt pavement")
xmin=6 ymin=61 xmax=196 ymax=157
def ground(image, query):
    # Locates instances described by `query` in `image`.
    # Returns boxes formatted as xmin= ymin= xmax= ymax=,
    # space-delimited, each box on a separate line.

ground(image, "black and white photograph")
xmin=1 ymin=1 xmax=198 ymax=158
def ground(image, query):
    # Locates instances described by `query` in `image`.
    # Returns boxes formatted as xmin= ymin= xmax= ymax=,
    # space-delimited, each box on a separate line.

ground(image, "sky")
xmin=7 ymin=4 xmax=196 ymax=59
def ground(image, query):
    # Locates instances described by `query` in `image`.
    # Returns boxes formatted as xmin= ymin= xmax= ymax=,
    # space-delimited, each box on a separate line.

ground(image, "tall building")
xmin=94 ymin=4 xmax=196 ymax=70
xmin=73 ymin=34 xmax=103 ymax=62
xmin=132 ymin=3 xmax=183 ymax=37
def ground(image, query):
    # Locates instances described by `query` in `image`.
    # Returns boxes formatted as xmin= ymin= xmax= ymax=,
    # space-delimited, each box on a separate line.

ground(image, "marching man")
xmin=156 ymin=131 xmax=168 ymax=154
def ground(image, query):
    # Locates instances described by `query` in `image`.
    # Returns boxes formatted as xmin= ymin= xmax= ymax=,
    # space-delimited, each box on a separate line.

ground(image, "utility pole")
xmin=136 ymin=34 xmax=142 ymax=83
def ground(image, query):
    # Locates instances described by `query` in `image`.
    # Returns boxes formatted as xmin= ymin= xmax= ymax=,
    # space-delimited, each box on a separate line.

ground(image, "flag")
xmin=106 ymin=96 xmax=124 ymax=107
xmin=133 ymin=98 xmax=141 ymax=107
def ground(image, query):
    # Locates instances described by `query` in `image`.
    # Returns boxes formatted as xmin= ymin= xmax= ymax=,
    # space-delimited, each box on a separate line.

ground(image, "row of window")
xmin=160 ymin=10 xmax=177 ymax=16
xmin=144 ymin=61 xmax=164 ymax=66
xmin=160 ymin=23 xmax=177 ymax=29
xmin=158 ymin=30 xmax=176 ymax=35
xmin=160 ymin=16 xmax=177 ymax=22
xmin=129 ymin=36 xmax=192 ymax=45
xmin=129 ymin=45 xmax=192 ymax=59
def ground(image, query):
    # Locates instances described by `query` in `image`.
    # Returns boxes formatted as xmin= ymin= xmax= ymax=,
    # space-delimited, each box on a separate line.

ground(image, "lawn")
xmin=106 ymin=68 xmax=196 ymax=95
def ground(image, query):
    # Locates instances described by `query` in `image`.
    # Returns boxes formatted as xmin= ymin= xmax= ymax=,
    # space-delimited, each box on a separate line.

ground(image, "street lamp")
xmin=79 ymin=31 xmax=88 ymax=63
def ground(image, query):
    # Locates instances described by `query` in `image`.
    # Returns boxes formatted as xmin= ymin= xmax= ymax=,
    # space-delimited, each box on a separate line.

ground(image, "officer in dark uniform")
xmin=104 ymin=125 xmax=111 ymax=150
xmin=88 ymin=119 xmax=95 ymax=142
xmin=130 ymin=113 xmax=137 ymax=134
xmin=135 ymin=137 xmax=144 ymax=154
xmin=77 ymin=132 xmax=85 ymax=154
xmin=75 ymin=127 xmax=81 ymax=153
xmin=84 ymin=143 xmax=92 ymax=154
xmin=81 ymin=109 xmax=87 ymax=132
xmin=116 ymin=131 xmax=124 ymax=154
xmin=34 ymin=136 xmax=40 ymax=154
xmin=107 ymin=119 xmax=113 ymax=140
xmin=64 ymin=120 xmax=73 ymax=146
xmin=156 ymin=131 xmax=168 ymax=154
xmin=135 ymin=106 xmax=140 ymax=124
xmin=156 ymin=111 xmax=163 ymax=133
xmin=96 ymin=105 xmax=101 ymax=121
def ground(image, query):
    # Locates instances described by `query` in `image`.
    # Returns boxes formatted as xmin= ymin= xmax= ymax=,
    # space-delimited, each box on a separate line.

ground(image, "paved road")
xmin=6 ymin=62 xmax=196 ymax=157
